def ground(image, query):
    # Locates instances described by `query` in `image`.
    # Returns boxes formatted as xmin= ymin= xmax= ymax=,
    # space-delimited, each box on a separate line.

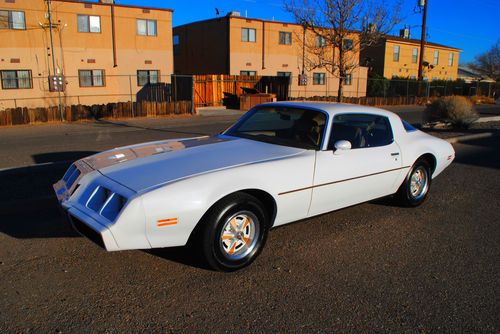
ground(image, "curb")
xmin=474 ymin=116 xmax=500 ymax=123
xmin=446 ymin=131 xmax=499 ymax=144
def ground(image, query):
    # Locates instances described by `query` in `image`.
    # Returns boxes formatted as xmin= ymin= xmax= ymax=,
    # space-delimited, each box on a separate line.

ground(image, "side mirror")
xmin=333 ymin=140 xmax=352 ymax=153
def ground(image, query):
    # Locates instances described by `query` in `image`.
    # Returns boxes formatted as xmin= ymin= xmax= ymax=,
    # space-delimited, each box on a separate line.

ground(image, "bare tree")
xmin=286 ymin=0 xmax=401 ymax=101
xmin=468 ymin=39 xmax=500 ymax=81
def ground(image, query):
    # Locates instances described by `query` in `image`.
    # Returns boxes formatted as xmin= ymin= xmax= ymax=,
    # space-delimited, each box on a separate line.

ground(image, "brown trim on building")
xmin=261 ymin=21 xmax=265 ymax=70
xmin=111 ymin=4 xmax=117 ymax=67
xmin=385 ymin=36 xmax=460 ymax=51
xmin=278 ymin=166 xmax=411 ymax=196
xmin=53 ymin=0 xmax=174 ymax=12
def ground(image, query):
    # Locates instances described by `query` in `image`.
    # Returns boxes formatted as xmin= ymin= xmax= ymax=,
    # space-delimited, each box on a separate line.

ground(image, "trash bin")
xmin=240 ymin=87 xmax=277 ymax=111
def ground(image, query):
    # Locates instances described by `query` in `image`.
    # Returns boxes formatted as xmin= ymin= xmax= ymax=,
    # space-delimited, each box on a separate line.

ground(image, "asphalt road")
xmin=1 ymin=104 xmax=499 ymax=169
xmin=0 ymin=111 xmax=499 ymax=332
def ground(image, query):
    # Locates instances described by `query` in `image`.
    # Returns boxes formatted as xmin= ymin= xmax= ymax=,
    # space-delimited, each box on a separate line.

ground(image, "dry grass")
xmin=425 ymin=96 xmax=479 ymax=129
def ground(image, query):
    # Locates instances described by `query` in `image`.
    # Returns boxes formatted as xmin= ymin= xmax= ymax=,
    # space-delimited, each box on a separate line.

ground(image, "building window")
xmin=241 ymin=28 xmax=256 ymax=42
xmin=279 ymin=31 xmax=292 ymax=45
xmin=137 ymin=19 xmax=157 ymax=36
xmin=0 ymin=10 xmax=25 ymax=30
xmin=393 ymin=45 xmax=400 ymax=62
xmin=277 ymin=72 xmax=291 ymax=77
xmin=412 ymin=48 xmax=418 ymax=63
xmin=173 ymin=35 xmax=180 ymax=46
xmin=448 ymin=52 xmax=454 ymax=66
xmin=137 ymin=70 xmax=159 ymax=86
xmin=313 ymin=73 xmax=325 ymax=85
xmin=433 ymin=50 xmax=439 ymax=65
xmin=240 ymin=71 xmax=257 ymax=76
xmin=343 ymin=39 xmax=353 ymax=51
xmin=77 ymin=15 xmax=101 ymax=33
xmin=315 ymin=35 xmax=326 ymax=48
xmin=79 ymin=70 xmax=105 ymax=87
xmin=344 ymin=74 xmax=352 ymax=85
xmin=1 ymin=70 xmax=32 ymax=89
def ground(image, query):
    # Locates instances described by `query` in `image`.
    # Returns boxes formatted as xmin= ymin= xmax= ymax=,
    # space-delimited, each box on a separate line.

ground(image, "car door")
xmin=308 ymin=113 xmax=403 ymax=216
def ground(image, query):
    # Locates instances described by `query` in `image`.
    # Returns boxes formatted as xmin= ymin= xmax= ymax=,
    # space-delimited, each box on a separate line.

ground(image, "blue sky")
xmin=115 ymin=0 xmax=499 ymax=64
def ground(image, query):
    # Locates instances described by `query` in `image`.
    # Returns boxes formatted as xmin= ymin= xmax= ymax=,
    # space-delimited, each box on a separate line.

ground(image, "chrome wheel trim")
xmin=409 ymin=166 xmax=429 ymax=200
xmin=219 ymin=211 xmax=259 ymax=261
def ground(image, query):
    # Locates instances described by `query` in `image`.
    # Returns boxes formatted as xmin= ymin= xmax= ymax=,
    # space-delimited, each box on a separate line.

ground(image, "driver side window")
xmin=328 ymin=114 xmax=393 ymax=150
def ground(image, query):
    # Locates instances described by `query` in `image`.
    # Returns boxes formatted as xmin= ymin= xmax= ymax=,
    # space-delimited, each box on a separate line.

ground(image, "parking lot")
xmin=0 ymin=111 xmax=499 ymax=332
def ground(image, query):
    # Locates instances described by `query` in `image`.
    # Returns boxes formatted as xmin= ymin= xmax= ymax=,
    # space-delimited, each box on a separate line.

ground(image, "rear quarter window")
xmin=402 ymin=120 xmax=417 ymax=132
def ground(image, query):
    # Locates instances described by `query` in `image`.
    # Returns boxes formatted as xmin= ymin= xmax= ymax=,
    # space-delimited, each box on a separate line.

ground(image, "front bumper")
xmin=61 ymin=205 xmax=120 ymax=251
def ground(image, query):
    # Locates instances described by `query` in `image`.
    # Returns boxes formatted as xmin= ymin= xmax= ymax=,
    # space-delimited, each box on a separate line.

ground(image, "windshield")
xmin=224 ymin=106 xmax=327 ymax=150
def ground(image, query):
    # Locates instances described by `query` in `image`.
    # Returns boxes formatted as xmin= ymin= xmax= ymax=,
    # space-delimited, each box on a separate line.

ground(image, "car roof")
xmin=257 ymin=101 xmax=398 ymax=119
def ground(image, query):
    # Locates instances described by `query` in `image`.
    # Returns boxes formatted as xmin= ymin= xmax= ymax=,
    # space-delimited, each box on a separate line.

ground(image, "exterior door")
xmin=309 ymin=113 xmax=403 ymax=216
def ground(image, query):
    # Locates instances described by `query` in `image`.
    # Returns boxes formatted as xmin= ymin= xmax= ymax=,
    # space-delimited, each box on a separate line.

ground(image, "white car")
xmin=54 ymin=102 xmax=455 ymax=271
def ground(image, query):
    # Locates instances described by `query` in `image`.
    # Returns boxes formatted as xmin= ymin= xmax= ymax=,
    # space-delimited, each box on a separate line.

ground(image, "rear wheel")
xmin=396 ymin=159 xmax=431 ymax=207
xmin=197 ymin=193 xmax=269 ymax=272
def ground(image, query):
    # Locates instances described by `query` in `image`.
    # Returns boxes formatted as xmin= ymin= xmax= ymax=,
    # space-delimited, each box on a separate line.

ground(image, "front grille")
xmin=63 ymin=164 xmax=81 ymax=190
xmin=70 ymin=214 xmax=105 ymax=249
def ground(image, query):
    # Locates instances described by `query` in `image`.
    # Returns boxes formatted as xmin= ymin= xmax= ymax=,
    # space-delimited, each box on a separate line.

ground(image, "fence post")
xmin=173 ymin=74 xmax=177 ymax=114
xmin=356 ymin=74 xmax=360 ymax=98
xmin=191 ymin=75 xmax=195 ymax=114
xmin=128 ymin=75 xmax=134 ymax=117
xmin=406 ymin=79 xmax=409 ymax=104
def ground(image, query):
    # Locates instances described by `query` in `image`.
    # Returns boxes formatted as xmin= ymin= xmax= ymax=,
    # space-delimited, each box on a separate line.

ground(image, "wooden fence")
xmin=0 ymin=100 xmax=192 ymax=127
xmin=193 ymin=75 xmax=289 ymax=108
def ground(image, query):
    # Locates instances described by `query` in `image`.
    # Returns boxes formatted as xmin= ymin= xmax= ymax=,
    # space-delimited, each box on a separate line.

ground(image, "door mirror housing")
xmin=333 ymin=140 xmax=352 ymax=153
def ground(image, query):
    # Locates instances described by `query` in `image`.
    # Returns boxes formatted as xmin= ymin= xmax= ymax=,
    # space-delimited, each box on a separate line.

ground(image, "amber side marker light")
xmin=157 ymin=218 xmax=178 ymax=227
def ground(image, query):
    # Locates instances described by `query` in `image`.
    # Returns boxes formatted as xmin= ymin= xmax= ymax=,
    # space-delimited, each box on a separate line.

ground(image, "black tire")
xmin=396 ymin=159 xmax=432 ymax=207
xmin=196 ymin=193 xmax=269 ymax=272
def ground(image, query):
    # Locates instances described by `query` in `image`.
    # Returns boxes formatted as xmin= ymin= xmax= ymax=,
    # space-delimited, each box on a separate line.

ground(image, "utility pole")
xmin=417 ymin=0 xmax=428 ymax=82
xmin=47 ymin=0 xmax=64 ymax=121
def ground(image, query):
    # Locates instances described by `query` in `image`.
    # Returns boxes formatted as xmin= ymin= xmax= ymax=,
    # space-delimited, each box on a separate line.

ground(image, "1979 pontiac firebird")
xmin=54 ymin=102 xmax=455 ymax=271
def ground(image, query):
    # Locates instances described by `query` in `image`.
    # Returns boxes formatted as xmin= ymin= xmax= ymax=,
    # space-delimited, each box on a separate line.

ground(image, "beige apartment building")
xmin=362 ymin=35 xmax=460 ymax=81
xmin=0 ymin=0 xmax=173 ymax=109
xmin=173 ymin=13 xmax=368 ymax=98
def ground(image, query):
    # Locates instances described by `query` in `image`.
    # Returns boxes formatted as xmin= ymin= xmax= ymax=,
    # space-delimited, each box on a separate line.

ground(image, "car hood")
xmin=82 ymin=135 xmax=305 ymax=193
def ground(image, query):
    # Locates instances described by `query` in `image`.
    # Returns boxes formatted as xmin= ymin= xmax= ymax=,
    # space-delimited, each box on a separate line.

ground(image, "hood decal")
xmin=94 ymin=136 xmax=305 ymax=193
xmin=82 ymin=136 xmax=234 ymax=170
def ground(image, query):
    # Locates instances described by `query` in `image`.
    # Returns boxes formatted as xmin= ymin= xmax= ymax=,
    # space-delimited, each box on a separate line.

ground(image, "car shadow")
xmin=0 ymin=151 xmax=96 ymax=239
xmin=453 ymin=136 xmax=500 ymax=170
xmin=144 ymin=247 xmax=212 ymax=271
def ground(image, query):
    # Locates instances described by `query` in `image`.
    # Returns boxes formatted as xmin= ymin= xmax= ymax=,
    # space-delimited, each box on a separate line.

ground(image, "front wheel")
xmin=396 ymin=159 xmax=432 ymax=207
xmin=197 ymin=193 xmax=269 ymax=272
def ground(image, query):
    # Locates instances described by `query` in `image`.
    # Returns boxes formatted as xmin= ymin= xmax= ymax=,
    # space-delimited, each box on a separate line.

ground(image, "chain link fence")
xmin=0 ymin=70 xmax=498 ymax=117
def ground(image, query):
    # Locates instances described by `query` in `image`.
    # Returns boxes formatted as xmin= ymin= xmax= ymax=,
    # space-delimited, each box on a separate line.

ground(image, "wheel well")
xmin=187 ymin=189 xmax=277 ymax=246
xmin=237 ymin=189 xmax=277 ymax=227
xmin=419 ymin=153 xmax=437 ymax=174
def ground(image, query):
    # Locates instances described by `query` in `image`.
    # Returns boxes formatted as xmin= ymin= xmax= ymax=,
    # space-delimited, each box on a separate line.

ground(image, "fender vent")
xmin=86 ymin=186 xmax=127 ymax=222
